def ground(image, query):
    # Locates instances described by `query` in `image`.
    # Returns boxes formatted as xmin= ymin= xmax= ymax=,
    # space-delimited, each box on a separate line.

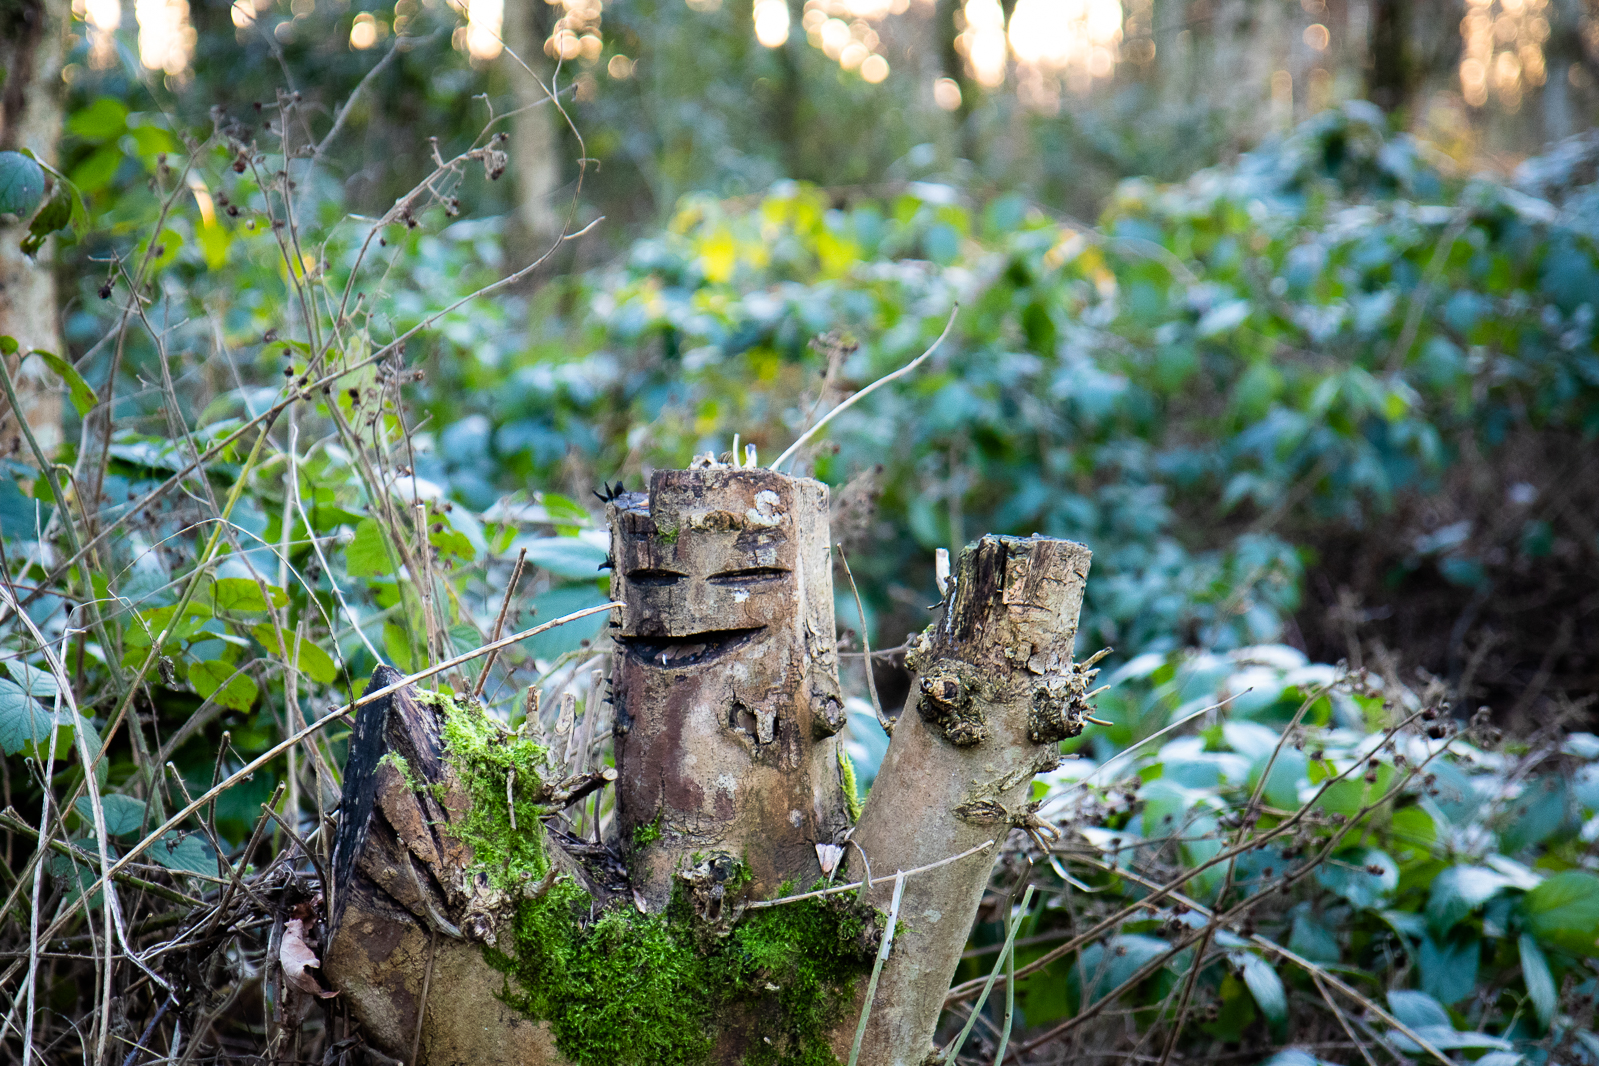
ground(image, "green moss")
xmin=837 ymin=750 xmax=861 ymax=823
xmin=658 ymin=525 xmax=680 ymax=545
xmin=427 ymin=689 xmax=553 ymax=887
xmin=487 ymin=877 xmax=877 ymax=1066
xmin=378 ymin=751 xmax=423 ymax=792
xmin=633 ymin=810 xmax=664 ymax=850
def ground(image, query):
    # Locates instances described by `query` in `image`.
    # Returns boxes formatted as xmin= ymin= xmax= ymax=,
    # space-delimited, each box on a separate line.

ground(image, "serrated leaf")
xmin=4 ymin=661 xmax=59 ymax=699
xmin=211 ymin=577 xmax=286 ymax=613
xmin=152 ymin=831 xmax=218 ymax=877
xmin=0 ymin=151 xmax=46 ymax=217
xmin=189 ymin=660 xmax=258 ymax=711
xmin=250 ymin=623 xmax=338 ymax=684
xmin=0 ymin=677 xmax=72 ymax=754
xmin=31 ymin=350 xmax=98 ymax=416
xmin=345 ymin=517 xmax=392 ymax=577
xmin=75 ymin=793 xmax=148 ymax=838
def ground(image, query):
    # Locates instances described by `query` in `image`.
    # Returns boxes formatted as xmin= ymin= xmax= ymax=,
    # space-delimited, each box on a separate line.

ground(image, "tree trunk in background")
xmin=326 ymin=474 xmax=1093 ymax=1065
xmin=830 ymin=535 xmax=1093 ymax=1065
xmin=0 ymin=0 xmax=67 ymax=458
xmin=503 ymin=0 xmax=563 ymax=256
xmin=1369 ymin=0 xmax=1410 ymax=112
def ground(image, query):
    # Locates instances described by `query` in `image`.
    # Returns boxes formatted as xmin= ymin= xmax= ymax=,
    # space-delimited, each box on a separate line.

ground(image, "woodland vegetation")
xmin=1 ymin=0 xmax=1598 ymax=1062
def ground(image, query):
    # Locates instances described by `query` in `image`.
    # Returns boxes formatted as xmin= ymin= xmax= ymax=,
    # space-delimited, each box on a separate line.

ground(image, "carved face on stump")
xmin=609 ymin=467 xmax=849 ymax=906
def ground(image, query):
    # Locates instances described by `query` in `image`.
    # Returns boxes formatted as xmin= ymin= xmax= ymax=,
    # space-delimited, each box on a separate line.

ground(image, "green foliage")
xmin=490 ymin=877 xmax=876 ymax=1066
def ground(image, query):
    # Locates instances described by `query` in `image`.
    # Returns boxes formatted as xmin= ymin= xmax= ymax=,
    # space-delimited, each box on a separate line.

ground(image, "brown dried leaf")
xmin=280 ymin=919 xmax=337 ymax=999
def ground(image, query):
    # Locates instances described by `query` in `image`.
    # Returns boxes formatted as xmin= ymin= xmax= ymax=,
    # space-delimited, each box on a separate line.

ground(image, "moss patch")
xmin=837 ymin=751 xmax=861 ymax=823
xmin=426 ymin=689 xmax=553 ymax=887
xmin=488 ymin=879 xmax=878 ymax=1066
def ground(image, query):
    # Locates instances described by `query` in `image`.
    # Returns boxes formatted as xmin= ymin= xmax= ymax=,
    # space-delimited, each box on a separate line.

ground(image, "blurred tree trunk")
xmin=503 ymin=0 xmax=564 ymax=257
xmin=1368 ymin=0 xmax=1409 ymax=112
xmin=0 ymin=0 xmax=67 ymax=458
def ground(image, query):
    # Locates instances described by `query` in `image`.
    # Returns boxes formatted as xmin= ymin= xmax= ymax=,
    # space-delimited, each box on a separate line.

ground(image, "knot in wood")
xmin=1027 ymin=653 xmax=1106 ymax=743
xmin=916 ymin=663 xmax=987 ymax=747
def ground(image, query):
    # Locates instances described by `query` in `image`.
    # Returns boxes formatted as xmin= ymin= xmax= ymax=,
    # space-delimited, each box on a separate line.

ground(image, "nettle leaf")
xmin=250 ymin=623 xmax=338 ymax=684
xmin=1520 ymin=870 xmax=1599 ymax=956
xmin=0 ymin=677 xmax=73 ymax=754
xmin=189 ymin=660 xmax=258 ymax=711
xmin=30 ymin=350 xmax=98 ymax=416
xmin=211 ymin=577 xmax=287 ymax=613
xmin=345 ymin=517 xmax=392 ymax=577
xmin=0 ymin=151 xmax=46 ymax=217
xmin=75 ymin=794 xmax=148 ymax=838
xmin=4 ymin=661 xmax=59 ymax=700
xmin=152 ymin=831 xmax=219 ymax=877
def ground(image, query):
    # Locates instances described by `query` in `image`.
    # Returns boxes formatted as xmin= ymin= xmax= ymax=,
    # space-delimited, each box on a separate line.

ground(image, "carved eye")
xmin=626 ymin=569 xmax=687 ymax=587
xmin=708 ymin=567 xmax=790 ymax=585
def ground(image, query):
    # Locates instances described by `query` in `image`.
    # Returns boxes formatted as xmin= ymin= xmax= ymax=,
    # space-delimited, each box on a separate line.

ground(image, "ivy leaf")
xmin=1239 ymin=955 xmax=1287 ymax=1030
xmin=30 ymin=350 xmax=98 ymax=416
xmin=189 ymin=660 xmax=258 ymax=711
xmin=1518 ymin=933 xmax=1555 ymax=1030
xmin=0 ymin=151 xmax=45 ymax=217
xmin=522 ymin=535 xmax=609 ymax=579
xmin=345 ymin=517 xmax=392 ymax=577
xmin=251 ymin=623 xmax=338 ymax=684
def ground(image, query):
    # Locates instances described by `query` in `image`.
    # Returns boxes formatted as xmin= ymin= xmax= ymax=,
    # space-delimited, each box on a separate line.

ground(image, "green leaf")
xmin=211 ymin=577 xmax=286 ymax=613
xmin=21 ymin=187 xmax=73 ymax=257
xmin=346 ymin=517 xmax=392 ymax=577
xmin=1518 ymin=932 xmax=1555 ymax=1030
xmin=4 ymin=661 xmax=59 ymax=700
xmin=0 ymin=677 xmax=71 ymax=754
xmin=1521 ymin=870 xmax=1599 ymax=956
xmin=0 ymin=151 xmax=45 ymax=217
xmin=250 ymin=623 xmax=338 ymax=684
xmin=0 ymin=335 xmax=16 ymax=356
xmin=137 ymin=226 xmax=184 ymax=271
xmin=66 ymin=97 xmax=129 ymax=141
xmin=1426 ymin=865 xmax=1518 ymax=936
xmin=189 ymin=660 xmax=258 ymax=711
xmin=1240 ymin=955 xmax=1287 ymax=1029
xmin=523 ymin=535 xmax=609 ymax=578
xmin=152 ymin=831 xmax=218 ymax=877
xmin=75 ymin=794 xmax=148 ymax=838
xmin=30 ymin=350 xmax=98 ymax=416
xmin=1419 ymin=933 xmax=1479 ymax=1005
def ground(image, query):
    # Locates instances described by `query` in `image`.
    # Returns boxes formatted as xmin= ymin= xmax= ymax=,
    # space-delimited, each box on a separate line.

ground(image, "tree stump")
xmin=324 ymin=468 xmax=1093 ymax=1066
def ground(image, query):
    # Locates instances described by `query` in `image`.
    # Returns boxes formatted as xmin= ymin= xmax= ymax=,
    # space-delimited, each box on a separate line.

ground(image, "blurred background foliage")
xmin=2 ymin=0 xmax=1599 ymax=1059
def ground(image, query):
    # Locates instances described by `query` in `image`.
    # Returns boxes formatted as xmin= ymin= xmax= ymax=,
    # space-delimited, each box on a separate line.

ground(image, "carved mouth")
xmin=621 ymin=628 xmax=764 ymax=668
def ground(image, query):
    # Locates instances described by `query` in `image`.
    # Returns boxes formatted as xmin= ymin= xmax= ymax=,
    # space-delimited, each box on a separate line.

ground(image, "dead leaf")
xmin=280 ymin=919 xmax=337 ymax=999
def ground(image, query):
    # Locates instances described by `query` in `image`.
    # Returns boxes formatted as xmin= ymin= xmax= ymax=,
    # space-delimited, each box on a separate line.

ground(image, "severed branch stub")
xmin=831 ymin=534 xmax=1094 ymax=1066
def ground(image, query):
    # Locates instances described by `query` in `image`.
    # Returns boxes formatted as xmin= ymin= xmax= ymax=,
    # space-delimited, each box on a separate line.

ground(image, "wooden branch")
xmin=829 ymin=534 xmax=1093 ymax=1065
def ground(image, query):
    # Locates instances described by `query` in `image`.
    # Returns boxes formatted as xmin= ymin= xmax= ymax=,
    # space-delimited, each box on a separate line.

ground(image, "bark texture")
xmin=832 ymin=534 xmax=1093 ymax=1065
xmin=609 ymin=465 xmax=851 ymax=907
xmin=0 ymin=0 xmax=67 ymax=457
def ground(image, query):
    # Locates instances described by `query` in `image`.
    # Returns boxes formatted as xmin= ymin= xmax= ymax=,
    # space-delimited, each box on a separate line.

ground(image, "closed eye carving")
xmin=626 ymin=568 xmax=688 ymax=587
xmin=708 ymin=567 xmax=790 ymax=585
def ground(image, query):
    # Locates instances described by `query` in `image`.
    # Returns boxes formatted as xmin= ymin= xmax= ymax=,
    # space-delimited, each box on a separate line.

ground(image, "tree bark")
xmin=502 ymin=0 xmax=563 ymax=257
xmin=831 ymin=534 xmax=1093 ymax=1065
xmin=0 ymin=0 xmax=68 ymax=458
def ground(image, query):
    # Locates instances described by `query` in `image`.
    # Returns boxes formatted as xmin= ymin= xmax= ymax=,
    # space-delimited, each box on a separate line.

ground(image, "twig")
xmin=472 ymin=547 xmax=527 ymax=697
xmin=940 ymin=884 xmax=1035 ymax=1063
xmin=848 ymin=870 xmax=906 ymax=1066
xmin=746 ymin=838 xmax=993 ymax=910
xmin=772 ymin=304 xmax=959 ymax=471
xmin=838 ymin=545 xmax=891 ymax=735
